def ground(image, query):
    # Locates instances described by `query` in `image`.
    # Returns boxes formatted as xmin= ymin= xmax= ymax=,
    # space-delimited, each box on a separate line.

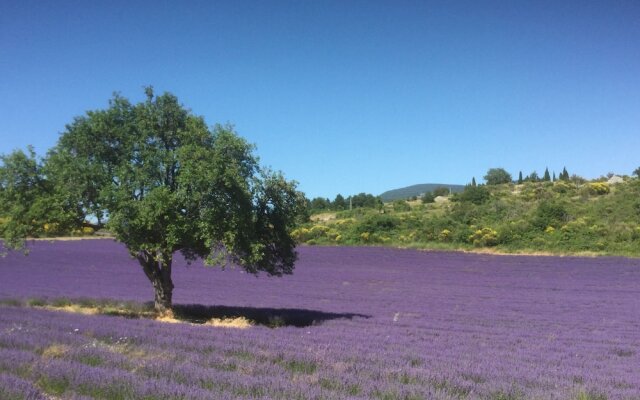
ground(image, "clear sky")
xmin=1 ymin=0 xmax=639 ymax=199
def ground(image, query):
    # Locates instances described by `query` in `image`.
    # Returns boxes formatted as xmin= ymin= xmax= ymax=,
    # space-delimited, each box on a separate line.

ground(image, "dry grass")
xmin=42 ymin=344 xmax=72 ymax=358
xmin=205 ymin=316 xmax=253 ymax=329
xmin=30 ymin=236 xmax=112 ymax=241
xmin=33 ymin=302 xmax=253 ymax=329
xmin=42 ymin=305 xmax=101 ymax=315
xmin=458 ymin=247 xmax=600 ymax=258
xmin=399 ymin=243 xmax=603 ymax=258
xmin=155 ymin=310 xmax=181 ymax=324
xmin=310 ymin=212 xmax=336 ymax=222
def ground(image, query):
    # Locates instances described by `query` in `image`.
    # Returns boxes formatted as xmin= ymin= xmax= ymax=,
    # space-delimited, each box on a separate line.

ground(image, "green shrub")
xmin=496 ymin=220 xmax=530 ymax=244
xmin=457 ymin=185 xmax=490 ymax=205
xmin=356 ymin=214 xmax=400 ymax=234
xmin=450 ymin=202 xmax=483 ymax=225
xmin=533 ymin=201 xmax=568 ymax=230
xmin=392 ymin=200 xmax=411 ymax=212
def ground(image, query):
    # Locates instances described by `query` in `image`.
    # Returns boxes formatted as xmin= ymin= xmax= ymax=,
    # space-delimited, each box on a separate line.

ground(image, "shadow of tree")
xmin=172 ymin=303 xmax=371 ymax=328
xmin=2 ymin=296 xmax=370 ymax=329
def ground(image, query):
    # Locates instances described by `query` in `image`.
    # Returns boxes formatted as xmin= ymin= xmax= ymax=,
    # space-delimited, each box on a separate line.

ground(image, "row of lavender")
xmin=1 ymin=240 xmax=639 ymax=399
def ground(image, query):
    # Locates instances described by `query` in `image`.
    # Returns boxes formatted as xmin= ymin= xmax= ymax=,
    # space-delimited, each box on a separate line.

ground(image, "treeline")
xmin=479 ymin=167 xmax=573 ymax=186
xmin=308 ymin=193 xmax=383 ymax=212
xmin=516 ymin=167 xmax=570 ymax=184
xmin=479 ymin=167 xmax=637 ymax=187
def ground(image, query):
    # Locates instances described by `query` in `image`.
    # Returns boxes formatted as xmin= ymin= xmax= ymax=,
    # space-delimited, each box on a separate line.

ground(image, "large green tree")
xmin=483 ymin=168 xmax=512 ymax=185
xmin=2 ymin=89 xmax=305 ymax=313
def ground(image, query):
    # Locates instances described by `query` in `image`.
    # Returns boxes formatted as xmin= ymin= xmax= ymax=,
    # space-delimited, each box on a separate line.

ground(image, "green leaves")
xmin=484 ymin=168 xmax=512 ymax=185
xmin=2 ymin=88 xmax=303 ymax=277
xmin=0 ymin=147 xmax=83 ymax=249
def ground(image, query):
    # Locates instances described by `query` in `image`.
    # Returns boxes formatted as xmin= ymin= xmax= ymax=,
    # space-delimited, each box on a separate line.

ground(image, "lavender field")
xmin=1 ymin=240 xmax=639 ymax=399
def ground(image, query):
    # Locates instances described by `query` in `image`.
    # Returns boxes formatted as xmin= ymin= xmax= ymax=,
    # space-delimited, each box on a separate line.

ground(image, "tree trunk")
xmin=152 ymin=275 xmax=173 ymax=314
xmin=137 ymin=250 xmax=174 ymax=314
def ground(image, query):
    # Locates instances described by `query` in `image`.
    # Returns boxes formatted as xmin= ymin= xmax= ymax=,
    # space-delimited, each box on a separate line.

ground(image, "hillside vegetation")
xmin=379 ymin=183 xmax=465 ymax=202
xmin=295 ymin=177 xmax=640 ymax=257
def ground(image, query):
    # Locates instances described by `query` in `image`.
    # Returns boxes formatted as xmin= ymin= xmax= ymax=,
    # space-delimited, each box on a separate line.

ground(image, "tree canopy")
xmin=483 ymin=168 xmax=512 ymax=185
xmin=1 ymin=88 xmax=305 ymax=312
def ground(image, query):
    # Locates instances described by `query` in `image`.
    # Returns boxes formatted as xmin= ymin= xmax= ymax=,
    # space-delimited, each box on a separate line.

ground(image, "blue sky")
xmin=1 ymin=0 xmax=639 ymax=199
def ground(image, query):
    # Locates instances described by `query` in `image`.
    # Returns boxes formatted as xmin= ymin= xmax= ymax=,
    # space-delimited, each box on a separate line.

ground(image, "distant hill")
xmin=380 ymin=183 xmax=465 ymax=202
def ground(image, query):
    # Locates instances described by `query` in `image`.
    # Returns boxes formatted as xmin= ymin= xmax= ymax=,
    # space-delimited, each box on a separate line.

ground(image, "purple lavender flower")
xmin=1 ymin=240 xmax=639 ymax=398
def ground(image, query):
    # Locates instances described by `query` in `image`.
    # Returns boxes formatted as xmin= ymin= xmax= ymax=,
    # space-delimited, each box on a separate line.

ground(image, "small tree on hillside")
xmin=433 ymin=187 xmax=450 ymax=197
xmin=471 ymin=177 xmax=477 ymax=187
xmin=484 ymin=168 xmax=512 ymax=185
xmin=517 ymin=171 xmax=523 ymax=185
xmin=2 ymin=89 xmax=305 ymax=313
xmin=633 ymin=167 xmax=640 ymax=178
xmin=543 ymin=168 xmax=551 ymax=182
xmin=421 ymin=192 xmax=435 ymax=204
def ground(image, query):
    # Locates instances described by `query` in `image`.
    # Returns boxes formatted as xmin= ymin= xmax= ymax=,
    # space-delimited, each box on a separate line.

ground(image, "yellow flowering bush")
xmin=334 ymin=218 xmax=356 ymax=226
xmin=586 ymin=182 xmax=610 ymax=195
xmin=291 ymin=227 xmax=311 ymax=242
xmin=291 ymin=225 xmax=336 ymax=243
xmin=552 ymin=181 xmax=573 ymax=194
xmin=439 ymin=229 xmax=451 ymax=242
xmin=43 ymin=223 xmax=58 ymax=233
xmin=468 ymin=227 xmax=498 ymax=247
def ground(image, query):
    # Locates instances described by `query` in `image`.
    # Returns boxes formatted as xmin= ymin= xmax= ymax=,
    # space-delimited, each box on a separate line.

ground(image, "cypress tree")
xmin=543 ymin=167 xmax=551 ymax=181
xmin=552 ymin=171 xmax=556 ymax=181
xmin=471 ymin=177 xmax=477 ymax=187
xmin=518 ymin=171 xmax=523 ymax=184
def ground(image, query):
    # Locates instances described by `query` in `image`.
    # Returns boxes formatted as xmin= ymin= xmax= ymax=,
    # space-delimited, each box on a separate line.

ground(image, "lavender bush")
xmin=1 ymin=239 xmax=639 ymax=399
